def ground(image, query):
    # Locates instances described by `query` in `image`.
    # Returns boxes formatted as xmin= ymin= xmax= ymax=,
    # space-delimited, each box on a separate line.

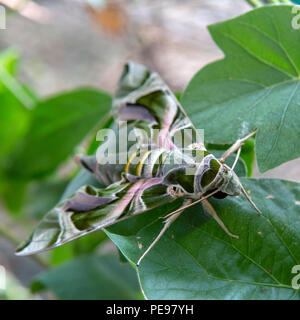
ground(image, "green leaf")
xmin=50 ymin=231 xmax=107 ymax=265
xmin=32 ymin=254 xmax=140 ymax=300
xmin=0 ymin=49 xmax=32 ymax=211
xmin=23 ymin=179 xmax=70 ymax=218
xmin=49 ymin=241 xmax=76 ymax=266
xmin=87 ymin=116 xmax=114 ymax=155
xmin=106 ymin=178 xmax=300 ymax=299
xmin=0 ymin=179 xmax=28 ymax=213
xmin=61 ymin=169 xmax=103 ymax=200
xmin=7 ymin=88 xmax=112 ymax=179
xmin=0 ymin=50 xmax=30 ymax=164
xmin=182 ymin=5 xmax=300 ymax=173
xmin=0 ymin=48 xmax=19 ymax=78
xmin=0 ymin=49 xmax=36 ymax=110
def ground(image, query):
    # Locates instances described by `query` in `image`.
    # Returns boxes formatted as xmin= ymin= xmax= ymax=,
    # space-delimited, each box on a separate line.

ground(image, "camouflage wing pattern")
xmin=79 ymin=61 xmax=206 ymax=186
xmin=16 ymin=62 xmax=197 ymax=255
xmin=16 ymin=178 xmax=184 ymax=255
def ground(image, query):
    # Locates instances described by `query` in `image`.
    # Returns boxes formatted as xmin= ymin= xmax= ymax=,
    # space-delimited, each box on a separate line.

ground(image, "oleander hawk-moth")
xmin=16 ymin=62 xmax=261 ymax=265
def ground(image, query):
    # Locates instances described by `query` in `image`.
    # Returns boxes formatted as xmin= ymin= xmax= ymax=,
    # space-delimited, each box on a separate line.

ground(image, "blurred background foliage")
xmin=0 ymin=0 xmax=300 ymax=300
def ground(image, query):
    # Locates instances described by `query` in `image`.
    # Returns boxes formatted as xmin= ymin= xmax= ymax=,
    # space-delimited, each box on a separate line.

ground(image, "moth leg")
xmin=219 ymin=130 xmax=257 ymax=163
xmin=202 ymin=199 xmax=239 ymax=239
xmin=137 ymin=200 xmax=192 ymax=266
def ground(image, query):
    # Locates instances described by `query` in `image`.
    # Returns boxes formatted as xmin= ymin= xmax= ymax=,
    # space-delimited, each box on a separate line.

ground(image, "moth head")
xmin=218 ymin=166 xmax=242 ymax=197
xmin=219 ymin=163 xmax=262 ymax=215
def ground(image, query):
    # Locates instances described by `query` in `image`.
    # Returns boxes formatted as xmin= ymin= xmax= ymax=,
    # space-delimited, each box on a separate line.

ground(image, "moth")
xmin=16 ymin=62 xmax=261 ymax=266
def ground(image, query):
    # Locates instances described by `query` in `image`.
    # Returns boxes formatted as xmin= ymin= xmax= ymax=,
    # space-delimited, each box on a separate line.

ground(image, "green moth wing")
xmin=16 ymin=62 xmax=200 ymax=256
xmin=16 ymin=177 xmax=183 ymax=255
xmin=80 ymin=61 xmax=206 ymax=186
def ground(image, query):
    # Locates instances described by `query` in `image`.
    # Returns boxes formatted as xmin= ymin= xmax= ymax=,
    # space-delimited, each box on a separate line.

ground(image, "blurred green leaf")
xmin=0 ymin=49 xmax=30 ymax=165
xmin=50 ymin=232 xmax=107 ymax=265
xmin=0 ymin=49 xmax=32 ymax=212
xmin=49 ymin=242 xmax=76 ymax=266
xmin=87 ymin=116 xmax=114 ymax=155
xmin=0 ymin=49 xmax=36 ymax=110
xmin=0 ymin=179 xmax=27 ymax=213
xmin=7 ymin=88 xmax=112 ymax=179
xmin=61 ymin=169 xmax=103 ymax=200
xmin=0 ymin=48 xmax=19 ymax=78
xmin=32 ymin=254 xmax=140 ymax=300
xmin=23 ymin=179 xmax=70 ymax=219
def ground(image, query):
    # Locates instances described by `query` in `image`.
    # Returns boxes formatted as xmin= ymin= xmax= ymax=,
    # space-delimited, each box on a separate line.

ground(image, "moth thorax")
xmin=194 ymin=154 xmax=221 ymax=194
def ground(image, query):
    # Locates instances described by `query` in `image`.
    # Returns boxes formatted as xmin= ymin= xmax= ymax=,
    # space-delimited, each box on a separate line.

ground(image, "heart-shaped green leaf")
xmin=182 ymin=5 xmax=300 ymax=173
xmin=7 ymin=88 xmax=112 ymax=179
xmin=106 ymin=178 xmax=300 ymax=300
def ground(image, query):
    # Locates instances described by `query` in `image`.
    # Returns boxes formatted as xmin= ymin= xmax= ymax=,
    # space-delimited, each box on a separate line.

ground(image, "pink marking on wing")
xmin=158 ymin=101 xmax=177 ymax=150
xmin=136 ymin=178 xmax=163 ymax=199
xmin=111 ymin=180 xmax=144 ymax=216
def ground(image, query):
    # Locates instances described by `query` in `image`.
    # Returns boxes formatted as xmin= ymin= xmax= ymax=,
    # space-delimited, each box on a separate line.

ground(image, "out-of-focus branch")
xmin=0 ymin=0 xmax=53 ymax=24
xmin=246 ymin=0 xmax=293 ymax=7
xmin=0 ymin=65 xmax=36 ymax=110
xmin=0 ymin=221 xmax=49 ymax=269
xmin=246 ymin=0 xmax=264 ymax=7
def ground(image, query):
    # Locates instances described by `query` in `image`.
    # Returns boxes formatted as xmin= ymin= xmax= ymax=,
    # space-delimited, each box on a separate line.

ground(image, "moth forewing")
xmin=16 ymin=61 xmax=261 ymax=264
xmin=15 ymin=178 xmax=183 ymax=256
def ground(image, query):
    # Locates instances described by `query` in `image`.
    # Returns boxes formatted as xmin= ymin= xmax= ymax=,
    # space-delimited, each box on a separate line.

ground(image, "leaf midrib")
xmin=188 ymin=79 xmax=298 ymax=134
xmin=236 ymin=20 xmax=300 ymax=77
xmin=218 ymin=27 xmax=298 ymax=80
xmin=262 ymin=81 xmax=300 ymax=163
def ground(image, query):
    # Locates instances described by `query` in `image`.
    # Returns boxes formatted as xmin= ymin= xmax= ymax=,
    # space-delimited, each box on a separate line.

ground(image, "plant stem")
xmin=246 ymin=0 xmax=293 ymax=7
xmin=0 ymin=223 xmax=20 ymax=245
xmin=246 ymin=0 xmax=264 ymax=7
xmin=267 ymin=0 xmax=282 ymax=4
xmin=0 ymin=66 xmax=36 ymax=110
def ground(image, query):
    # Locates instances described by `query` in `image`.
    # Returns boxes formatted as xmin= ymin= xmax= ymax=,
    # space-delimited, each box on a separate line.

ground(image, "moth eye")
xmin=212 ymin=191 xmax=228 ymax=199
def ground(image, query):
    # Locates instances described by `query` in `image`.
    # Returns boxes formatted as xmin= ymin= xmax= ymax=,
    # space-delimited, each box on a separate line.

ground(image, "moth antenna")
xmin=74 ymin=154 xmax=83 ymax=165
xmin=231 ymin=147 xmax=241 ymax=171
xmin=240 ymin=185 xmax=262 ymax=215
